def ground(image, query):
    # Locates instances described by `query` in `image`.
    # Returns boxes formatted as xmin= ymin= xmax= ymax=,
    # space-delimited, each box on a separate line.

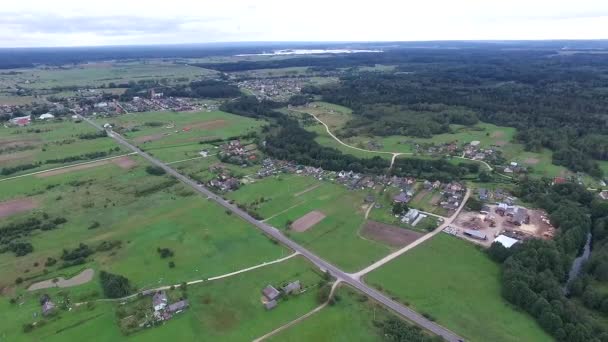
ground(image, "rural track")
xmin=300 ymin=109 xmax=497 ymax=173
xmin=252 ymin=280 xmax=342 ymax=342
xmin=75 ymin=253 xmax=300 ymax=305
xmin=0 ymin=152 xmax=137 ymax=182
xmin=80 ymin=115 xmax=465 ymax=342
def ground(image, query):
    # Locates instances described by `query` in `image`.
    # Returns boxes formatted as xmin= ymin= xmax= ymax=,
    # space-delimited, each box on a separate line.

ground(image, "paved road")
xmin=81 ymin=116 xmax=464 ymax=342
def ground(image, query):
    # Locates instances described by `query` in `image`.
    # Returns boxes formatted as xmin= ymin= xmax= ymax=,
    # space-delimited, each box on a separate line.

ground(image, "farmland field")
xmin=366 ymin=234 xmax=552 ymax=342
xmin=0 ymin=119 xmax=127 ymax=177
xmin=0 ymin=62 xmax=216 ymax=91
xmin=227 ymin=175 xmax=391 ymax=272
xmin=95 ymin=110 xmax=266 ymax=162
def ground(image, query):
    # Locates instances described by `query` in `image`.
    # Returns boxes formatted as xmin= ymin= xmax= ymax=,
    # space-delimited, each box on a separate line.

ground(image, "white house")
xmin=39 ymin=113 xmax=55 ymax=120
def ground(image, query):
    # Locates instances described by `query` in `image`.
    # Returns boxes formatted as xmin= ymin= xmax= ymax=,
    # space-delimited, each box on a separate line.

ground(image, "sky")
xmin=1 ymin=0 xmax=607 ymax=47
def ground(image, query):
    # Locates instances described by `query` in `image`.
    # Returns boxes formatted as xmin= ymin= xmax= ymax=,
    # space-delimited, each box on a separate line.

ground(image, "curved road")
xmin=81 ymin=116 xmax=464 ymax=342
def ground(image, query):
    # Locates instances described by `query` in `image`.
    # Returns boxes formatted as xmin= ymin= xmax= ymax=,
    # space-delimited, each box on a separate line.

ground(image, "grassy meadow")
xmin=366 ymin=234 xmax=552 ymax=342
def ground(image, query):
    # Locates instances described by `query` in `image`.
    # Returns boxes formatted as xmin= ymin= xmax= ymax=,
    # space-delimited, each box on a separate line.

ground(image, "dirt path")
xmin=252 ymin=280 xmax=342 ymax=342
xmin=0 ymin=153 xmax=137 ymax=183
xmin=27 ymin=268 xmax=95 ymax=291
xmin=294 ymin=184 xmax=321 ymax=197
xmin=350 ymin=189 xmax=471 ymax=280
xmin=296 ymin=111 xmax=406 ymax=168
xmin=0 ymin=197 xmax=38 ymax=218
xmin=75 ymin=253 xmax=299 ymax=305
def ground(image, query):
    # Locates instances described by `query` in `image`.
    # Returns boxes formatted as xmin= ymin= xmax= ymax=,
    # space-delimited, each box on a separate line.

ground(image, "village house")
xmin=478 ymin=188 xmax=489 ymax=201
xmin=262 ymin=285 xmax=281 ymax=310
xmin=152 ymin=291 xmax=168 ymax=311
xmin=401 ymin=209 xmax=420 ymax=224
xmin=40 ymin=294 xmax=56 ymax=316
xmin=282 ymin=281 xmax=301 ymax=295
xmin=393 ymin=192 xmax=411 ymax=203
xmin=166 ymin=300 xmax=189 ymax=314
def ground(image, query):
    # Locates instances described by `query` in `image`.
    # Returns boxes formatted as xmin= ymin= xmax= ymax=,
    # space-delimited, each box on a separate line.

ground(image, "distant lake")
xmin=235 ymin=49 xmax=383 ymax=56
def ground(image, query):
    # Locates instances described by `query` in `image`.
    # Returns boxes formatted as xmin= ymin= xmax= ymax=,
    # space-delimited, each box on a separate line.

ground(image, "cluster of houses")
xmin=218 ymin=140 xmax=258 ymax=166
xmin=478 ymin=187 xmax=514 ymax=203
xmin=438 ymin=182 xmax=466 ymax=211
xmin=208 ymin=167 xmax=240 ymax=192
xmin=238 ymin=78 xmax=304 ymax=101
xmin=261 ymin=280 xmax=301 ymax=310
xmin=151 ymin=291 xmax=189 ymax=321
xmin=502 ymin=161 xmax=527 ymax=174
xmin=120 ymin=96 xmax=203 ymax=113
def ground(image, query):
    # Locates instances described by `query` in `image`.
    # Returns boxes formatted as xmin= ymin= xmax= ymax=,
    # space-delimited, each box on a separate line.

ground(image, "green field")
xmin=96 ymin=110 xmax=266 ymax=162
xmin=1 ymin=256 xmax=327 ymax=342
xmin=366 ymin=234 xmax=551 ymax=342
xmin=268 ymin=287 xmax=391 ymax=342
xmin=227 ymin=175 xmax=391 ymax=272
xmin=0 ymin=119 xmax=127 ymax=177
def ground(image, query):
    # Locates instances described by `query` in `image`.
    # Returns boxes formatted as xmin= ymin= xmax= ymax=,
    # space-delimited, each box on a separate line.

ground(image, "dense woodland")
xmin=298 ymin=52 xmax=608 ymax=177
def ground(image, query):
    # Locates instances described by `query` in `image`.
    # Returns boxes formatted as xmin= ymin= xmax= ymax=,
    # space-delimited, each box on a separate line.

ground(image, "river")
xmin=563 ymin=232 xmax=592 ymax=295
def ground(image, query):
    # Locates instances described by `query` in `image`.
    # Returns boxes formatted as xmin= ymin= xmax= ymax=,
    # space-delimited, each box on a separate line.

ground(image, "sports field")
xmin=366 ymin=234 xmax=552 ymax=342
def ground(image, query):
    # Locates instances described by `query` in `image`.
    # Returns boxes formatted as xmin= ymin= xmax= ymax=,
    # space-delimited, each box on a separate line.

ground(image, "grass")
xmin=95 ymin=110 xmax=266 ymax=163
xmin=267 ymin=287 xmax=393 ymax=342
xmin=227 ymin=175 xmax=391 ymax=272
xmin=366 ymin=234 xmax=552 ymax=342
xmin=0 ymin=159 xmax=287 ymax=291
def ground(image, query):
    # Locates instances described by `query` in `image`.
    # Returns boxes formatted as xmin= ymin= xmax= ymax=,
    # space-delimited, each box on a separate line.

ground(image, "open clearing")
xmin=291 ymin=210 xmax=326 ymax=232
xmin=35 ymin=159 xmax=113 ymax=178
xmin=366 ymin=234 xmax=551 ymax=342
xmin=0 ymin=197 xmax=38 ymax=218
xmin=27 ymin=268 xmax=95 ymax=291
xmin=361 ymin=221 xmax=424 ymax=248
xmin=112 ymin=156 xmax=137 ymax=169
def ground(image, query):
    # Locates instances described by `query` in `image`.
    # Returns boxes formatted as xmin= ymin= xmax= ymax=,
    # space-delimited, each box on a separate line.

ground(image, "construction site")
xmin=445 ymin=203 xmax=555 ymax=247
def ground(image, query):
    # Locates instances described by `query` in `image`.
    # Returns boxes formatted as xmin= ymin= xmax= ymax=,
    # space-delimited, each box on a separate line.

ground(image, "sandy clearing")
xmin=112 ymin=156 xmax=137 ymax=169
xmin=524 ymin=157 xmax=540 ymax=165
xmin=35 ymin=160 xmax=110 ymax=178
xmin=0 ymin=137 xmax=41 ymax=148
xmin=184 ymin=119 xmax=228 ymax=131
xmin=134 ymin=133 xmax=165 ymax=143
xmin=0 ymin=150 xmax=35 ymax=163
xmin=291 ymin=210 xmax=326 ymax=232
xmin=361 ymin=221 xmax=423 ymax=248
xmin=491 ymin=131 xmax=505 ymax=138
xmin=0 ymin=197 xmax=38 ymax=218
xmin=495 ymin=140 xmax=508 ymax=146
xmin=294 ymin=184 xmax=321 ymax=197
xmin=27 ymin=268 xmax=95 ymax=291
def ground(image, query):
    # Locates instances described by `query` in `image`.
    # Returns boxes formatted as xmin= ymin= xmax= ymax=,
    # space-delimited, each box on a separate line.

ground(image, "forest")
xmin=297 ymin=51 xmax=608 ymax=177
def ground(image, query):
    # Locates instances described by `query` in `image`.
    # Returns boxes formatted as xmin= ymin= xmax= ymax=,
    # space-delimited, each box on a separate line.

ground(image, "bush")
xmin=99 ymin=271 xmax=132 ymax=298
xmin=145 ymin=166 xmax=166 ymax=176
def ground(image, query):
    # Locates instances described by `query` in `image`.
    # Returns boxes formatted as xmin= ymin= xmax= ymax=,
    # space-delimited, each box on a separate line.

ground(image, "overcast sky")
xmin=1 ymin=0 xmax=607 ymax=47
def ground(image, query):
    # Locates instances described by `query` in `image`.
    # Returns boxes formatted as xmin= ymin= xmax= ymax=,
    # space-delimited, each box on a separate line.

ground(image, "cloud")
xmin=0 ymin=0 xmax=607 ymax=47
